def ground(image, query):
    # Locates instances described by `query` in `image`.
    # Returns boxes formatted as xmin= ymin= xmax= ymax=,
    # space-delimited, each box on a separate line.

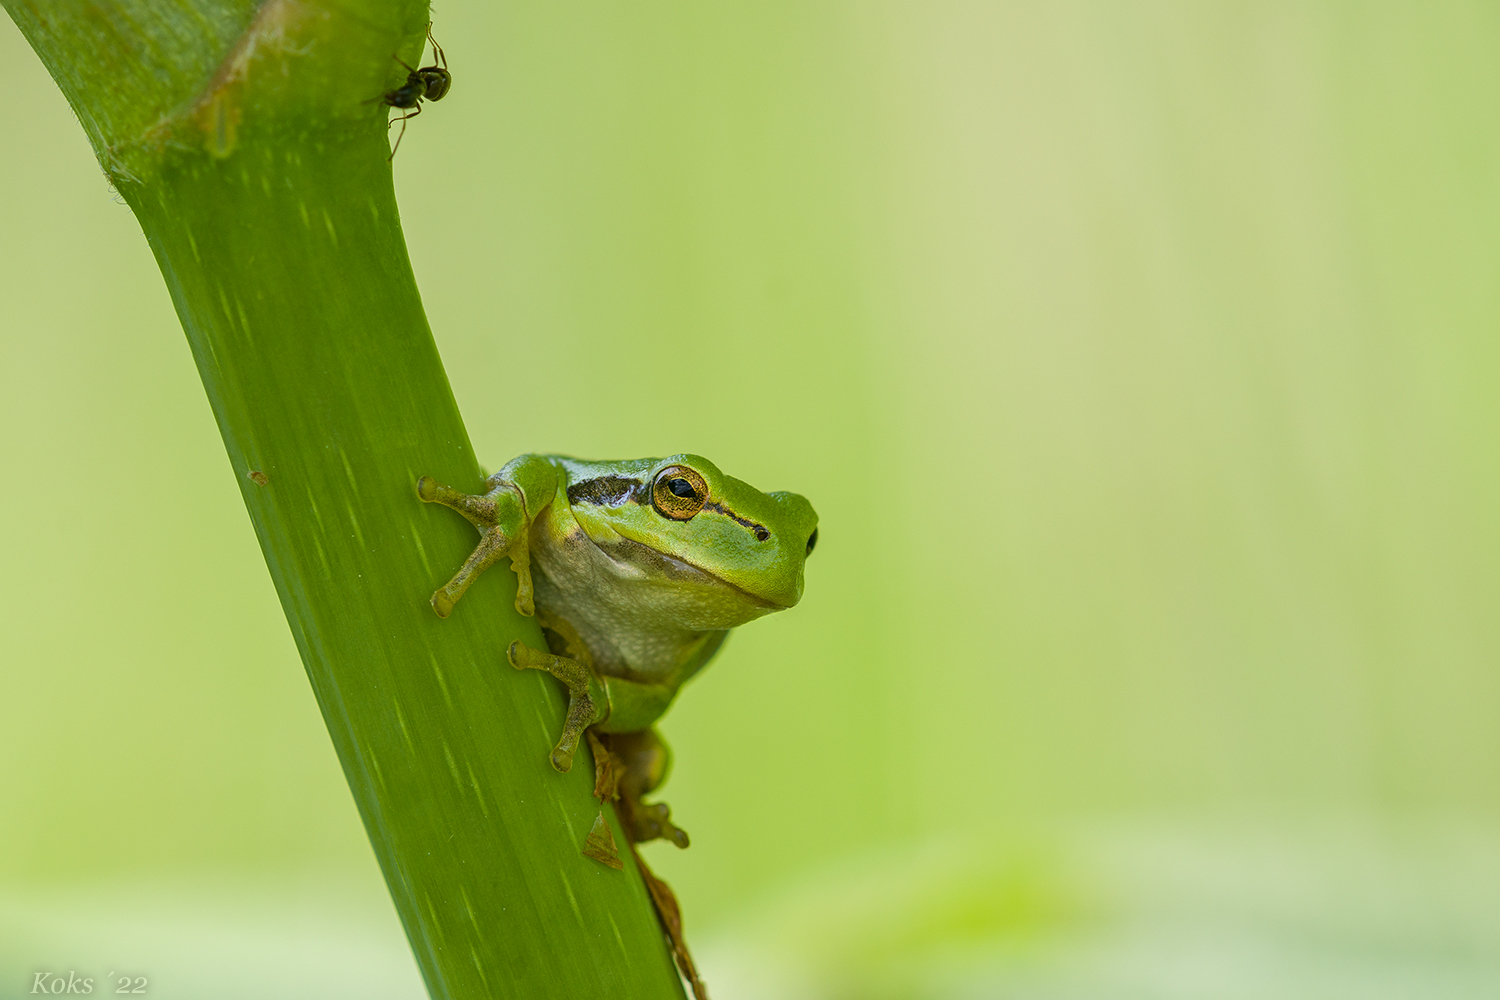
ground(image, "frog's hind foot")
xmin=620 ymin=796 xmax=690 ymax=849
xmin=596 ymin=729 xmax=690 ymax=848
xmin=416 ymin=475 xmax=534 ymax=617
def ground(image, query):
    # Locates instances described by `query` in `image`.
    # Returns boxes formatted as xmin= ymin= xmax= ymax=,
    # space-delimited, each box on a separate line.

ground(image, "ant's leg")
xmin=387 ymin=104 xmax=421 ymax=159
xmin=386 ymin=103 xmax=423 ymax=129
xmin=388 ymin=114 xmax=406 ymax=159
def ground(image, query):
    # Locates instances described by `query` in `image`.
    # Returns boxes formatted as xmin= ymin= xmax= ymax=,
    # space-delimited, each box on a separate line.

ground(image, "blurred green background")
xmin=4 ymin=2 xmax=1500 ymax=997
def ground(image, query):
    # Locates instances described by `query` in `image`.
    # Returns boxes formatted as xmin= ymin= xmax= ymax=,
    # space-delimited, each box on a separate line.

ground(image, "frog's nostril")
xmin=805 ymin=528 xmax=818 ymax=556
xmin=754 ymin=526 xmax=770 ymax=541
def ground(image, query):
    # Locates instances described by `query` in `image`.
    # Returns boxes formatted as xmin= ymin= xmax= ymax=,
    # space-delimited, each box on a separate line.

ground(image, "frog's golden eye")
xmin=652 ymin=465 xmax=709 ymax=520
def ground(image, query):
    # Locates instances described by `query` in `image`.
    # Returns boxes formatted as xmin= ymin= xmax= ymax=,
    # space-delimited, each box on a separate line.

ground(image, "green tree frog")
xmin=415 ymin=454 xmax=818 ymax=855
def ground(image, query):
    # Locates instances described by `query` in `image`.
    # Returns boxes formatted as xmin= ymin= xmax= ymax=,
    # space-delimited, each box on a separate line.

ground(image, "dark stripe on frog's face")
xmin=567 ymin=475 xmax=647 ymax=507
xmin=703 ymin=501 xmax=771 ymax=542
xmin=570 ymin=474 xmax=772 ymax=543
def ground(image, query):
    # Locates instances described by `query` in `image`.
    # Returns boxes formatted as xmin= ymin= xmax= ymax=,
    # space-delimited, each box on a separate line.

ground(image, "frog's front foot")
xmin=507 ymin=639 xmax=609 ymax=771
xmin=416 ymin=475 xmax=534 ymax=617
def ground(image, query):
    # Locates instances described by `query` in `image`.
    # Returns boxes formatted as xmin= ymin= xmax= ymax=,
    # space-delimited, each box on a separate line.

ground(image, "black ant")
xmin=379 ymin=26 xmax=451 ymax=159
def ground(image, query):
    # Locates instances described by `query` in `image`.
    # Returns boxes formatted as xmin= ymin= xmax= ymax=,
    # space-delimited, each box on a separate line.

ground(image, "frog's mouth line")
xmin=588 ymin=532 xmax=787 ymax=610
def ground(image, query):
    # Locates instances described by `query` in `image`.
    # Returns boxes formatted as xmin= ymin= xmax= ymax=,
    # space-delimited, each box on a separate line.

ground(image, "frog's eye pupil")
xmin=806 ymin=529 xmax=818 ymax=555
xmin=668 ymin=478 xmax=697 ymax=499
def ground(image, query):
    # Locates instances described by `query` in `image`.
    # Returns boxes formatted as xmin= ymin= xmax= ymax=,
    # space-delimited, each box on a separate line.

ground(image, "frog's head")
xmin=568 ymin=454 xmax=818 ymax=626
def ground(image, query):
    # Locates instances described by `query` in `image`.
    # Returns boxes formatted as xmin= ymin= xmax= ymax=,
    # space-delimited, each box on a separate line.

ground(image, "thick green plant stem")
xmin=3 ymin=2 xmax=687 ymax=997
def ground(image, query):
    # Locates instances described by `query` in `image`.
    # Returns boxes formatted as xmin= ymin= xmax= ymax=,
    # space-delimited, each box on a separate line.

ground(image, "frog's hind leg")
xmin=588 ymin=730 xmax=706 ymax=995
xmin=605 ymin=728 xmax=690 ymax=849
xmin=415 ymin=476 xmax=534 ymax=617
xmin=631 ymin=841 xmax=710 ymax=1000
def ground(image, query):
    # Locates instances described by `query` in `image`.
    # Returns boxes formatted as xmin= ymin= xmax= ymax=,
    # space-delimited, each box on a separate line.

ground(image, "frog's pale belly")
xmin=530 ymin=521 xmax=748 ymax=686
